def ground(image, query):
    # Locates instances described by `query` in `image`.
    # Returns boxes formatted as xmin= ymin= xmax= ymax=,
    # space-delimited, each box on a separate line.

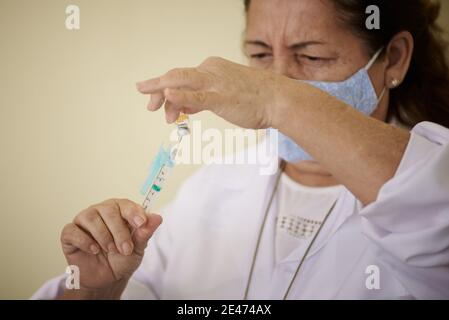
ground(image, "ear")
xmin=384 ymin=31 xmax=414 ymax=89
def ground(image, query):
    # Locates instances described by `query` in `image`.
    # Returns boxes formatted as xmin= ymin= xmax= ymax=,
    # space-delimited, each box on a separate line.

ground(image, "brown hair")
xmin=244 ymin=0 xmax=449 ymax=129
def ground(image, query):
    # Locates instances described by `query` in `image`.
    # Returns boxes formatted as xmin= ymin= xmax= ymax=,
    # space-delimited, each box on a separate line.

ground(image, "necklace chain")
xmin=243 ymin=162 xmax=338 ymax=300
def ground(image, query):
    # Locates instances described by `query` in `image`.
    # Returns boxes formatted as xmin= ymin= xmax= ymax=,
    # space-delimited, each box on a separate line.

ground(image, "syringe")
xmin=140 ymin=114 xmax=190 ymax=213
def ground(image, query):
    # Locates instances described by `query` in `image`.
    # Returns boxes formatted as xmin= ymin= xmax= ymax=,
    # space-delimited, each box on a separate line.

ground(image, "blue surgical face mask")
xmin=270 ymin=48 xmax=386 ymax=163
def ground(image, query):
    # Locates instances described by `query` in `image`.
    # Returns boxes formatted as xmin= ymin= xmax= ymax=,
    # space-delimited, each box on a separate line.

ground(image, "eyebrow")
xmin=244 ymin=40 xmax=326 ymax=50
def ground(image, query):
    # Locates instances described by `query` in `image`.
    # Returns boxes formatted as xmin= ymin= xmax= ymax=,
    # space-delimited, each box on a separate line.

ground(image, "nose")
xmin=269 ymin=54 xmax=299 ymax=79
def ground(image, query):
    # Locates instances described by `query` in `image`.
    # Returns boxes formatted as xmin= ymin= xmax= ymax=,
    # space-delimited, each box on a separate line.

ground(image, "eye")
xmin=249 ymin=53 xmax=272 ymax=60
xmin=304 ymin=55 xmax=322 ymax=62
xmin=295 ymin=54 xmax=331 ymax=67
xmin=298 ymin=54 xmax=323 ymax=62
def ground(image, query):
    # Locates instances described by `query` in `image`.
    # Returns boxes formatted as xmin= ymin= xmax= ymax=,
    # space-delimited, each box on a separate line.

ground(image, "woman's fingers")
xmin=71 ymin=199 xmax=161 ymax=255
xmin=161 ymin=88 xmax=221 ymax=123
xmin=137 ymin=68 xmax=210 ymax=94
xmin=136 ymin=60 xmax=226 ymax=121
xmin=137 ymin=57 xmax=277 ymax=129
xmin=164 ymin=88 xmax=221 ymax=113
xmin=73 ymin=207 xmax=116 ymax=253
xmin=69 ymin=199 xmax=161 ymax=258
xmin=138 ymin=67 xmax=212 ymax=115
xmin=114 ymin=199 xmax=148 ymax=229
xmin=164 ymin=100 xmax=181 ymax=124
xmin=132 ymin=213 xmax=163 ymax=256
xmin=61 ymin=223 xmax=99 ymax=255
xmin=96 ymin=200 xmax=143 ymax=256
xmin=147 ymin=92 xmax=165 ymax=111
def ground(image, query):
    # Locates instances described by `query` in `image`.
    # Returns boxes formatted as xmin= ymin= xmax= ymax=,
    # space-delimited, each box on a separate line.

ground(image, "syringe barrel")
xmin=140 ymin=113 xmax=189 ymax=213
xmin=142 ymin=164 xmax=171 ymax=212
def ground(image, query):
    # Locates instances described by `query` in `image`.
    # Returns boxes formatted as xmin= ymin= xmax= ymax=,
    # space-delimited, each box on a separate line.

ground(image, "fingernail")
xmin=122 ymin=241 xmax=133 ymax=255
xmin=166 ymin=113 xmax=176 ymax=124
xmin=90 ymin=244 xmax=100 ymax=254
xmin=149 ymin=214 xmax=162 ymax=227
xmin=133 ymin=216 xmax=145 ymax=228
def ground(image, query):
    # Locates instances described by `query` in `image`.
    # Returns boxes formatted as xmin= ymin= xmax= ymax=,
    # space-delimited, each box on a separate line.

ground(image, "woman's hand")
xmin=59 ymin=198 xmax=162 ymax=299
xmin=136 ymin=57 xmax=287 ymax=129
xmin=136 ymin=56 xmax=410 ymax=205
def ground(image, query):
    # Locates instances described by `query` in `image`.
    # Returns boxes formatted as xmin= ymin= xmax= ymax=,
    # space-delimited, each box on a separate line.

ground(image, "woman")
xmin=33 ymin=0 xmax=449 ymax=299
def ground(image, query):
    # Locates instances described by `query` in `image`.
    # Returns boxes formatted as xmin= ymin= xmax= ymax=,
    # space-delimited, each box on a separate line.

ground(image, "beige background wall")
xmin=0 ymin=0 xmax=448 ymax=299
xmin=0 ymin=0 xmax=246 ymax=299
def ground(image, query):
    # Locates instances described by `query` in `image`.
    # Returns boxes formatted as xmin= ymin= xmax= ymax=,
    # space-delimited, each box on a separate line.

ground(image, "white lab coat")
xmin=32 ymin=121 xmax=449 ymax=300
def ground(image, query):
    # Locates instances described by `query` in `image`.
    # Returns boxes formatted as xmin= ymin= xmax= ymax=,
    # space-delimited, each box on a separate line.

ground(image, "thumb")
xmin=132 ymin=213 xmax=163 ymax=255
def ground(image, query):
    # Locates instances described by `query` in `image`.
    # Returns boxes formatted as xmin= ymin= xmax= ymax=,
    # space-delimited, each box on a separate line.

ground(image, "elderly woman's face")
xmin=244 ymin=0 xmax=387 ymax=120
